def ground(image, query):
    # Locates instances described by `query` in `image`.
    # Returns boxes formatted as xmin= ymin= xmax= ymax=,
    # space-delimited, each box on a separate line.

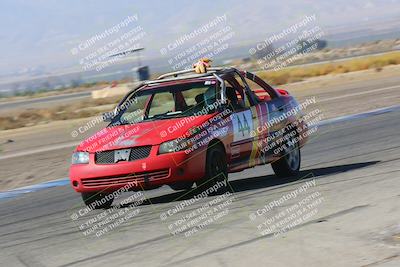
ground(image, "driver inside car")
xmin=225 ymin=86 xmax=244 ymax=111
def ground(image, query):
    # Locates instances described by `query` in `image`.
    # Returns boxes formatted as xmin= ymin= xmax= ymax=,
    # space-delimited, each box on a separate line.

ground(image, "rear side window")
xmin=245 ymin=77 xmax=272 ymax=102
xmin=243 ymin=72 xmax=278 ymax=101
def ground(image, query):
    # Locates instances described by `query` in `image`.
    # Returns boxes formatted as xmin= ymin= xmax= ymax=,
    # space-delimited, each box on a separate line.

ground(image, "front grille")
xmin=129 ymin=146 xmax=152 ymax=161
xmin=95 ymin=146 xmax=152 ymax=164
xmin=95 ymin=150 xmax=114 ymax=164
xmin=81 ymin=169 xmax=170 ymax=187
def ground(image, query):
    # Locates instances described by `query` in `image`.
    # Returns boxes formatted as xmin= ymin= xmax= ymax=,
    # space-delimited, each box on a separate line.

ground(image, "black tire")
xmin=169 ymin=181 xmax=194 ymax=191
xmin=196 ymin=144 xmax=228 ymax=194
xmin=81 ymin=192 xmax=114 ymax=209
xmin=271 ymin=132 xmax=301 ymax=178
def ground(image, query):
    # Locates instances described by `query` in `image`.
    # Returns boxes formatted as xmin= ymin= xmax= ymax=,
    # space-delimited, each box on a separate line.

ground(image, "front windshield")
xmin=112 ymin=81 xmax=219 ymax=125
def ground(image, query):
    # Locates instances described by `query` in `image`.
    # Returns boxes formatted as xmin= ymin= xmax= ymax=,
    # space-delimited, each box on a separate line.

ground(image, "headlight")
xmin=72 ymin=152 xmax=90 ymax=164
xmin=159 ymin=138 xmax=193 ymax=154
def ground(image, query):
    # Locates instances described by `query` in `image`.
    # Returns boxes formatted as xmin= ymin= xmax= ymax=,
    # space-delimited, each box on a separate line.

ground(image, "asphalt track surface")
xmin=1 ymin=109 xmax=400 ymax=266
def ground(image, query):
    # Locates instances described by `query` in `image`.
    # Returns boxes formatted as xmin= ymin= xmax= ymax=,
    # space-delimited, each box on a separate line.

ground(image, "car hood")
xmin=76 ymin=114 xmax=216 ymax=152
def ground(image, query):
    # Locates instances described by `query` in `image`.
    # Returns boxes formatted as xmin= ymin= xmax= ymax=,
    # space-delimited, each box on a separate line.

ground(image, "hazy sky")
xmin=1 ymin=0 xmax=400 ymax=75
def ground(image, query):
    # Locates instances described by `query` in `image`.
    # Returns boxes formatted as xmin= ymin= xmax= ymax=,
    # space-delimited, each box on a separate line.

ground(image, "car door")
xmin=242 ymin=72 xmax=289 ymax=161
xmin=224 ymin=72 xmax=258 ymax=167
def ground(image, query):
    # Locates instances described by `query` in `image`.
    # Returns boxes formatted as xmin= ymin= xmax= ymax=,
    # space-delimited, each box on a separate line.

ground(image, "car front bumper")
xmin=69 ymin=146 xmax=206 ymax=193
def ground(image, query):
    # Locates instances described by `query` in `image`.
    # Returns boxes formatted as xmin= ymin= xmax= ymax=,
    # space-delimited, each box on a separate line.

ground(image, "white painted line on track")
xmin=0 ymin=178 xmax=70 ymax=200
xmin=320 ymin=85 xmax=400 ymax=102
xmin=316 ymin=104 xmax=400 ymax=126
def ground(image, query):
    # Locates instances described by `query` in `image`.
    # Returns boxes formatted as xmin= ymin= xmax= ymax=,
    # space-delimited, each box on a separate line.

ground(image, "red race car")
xmin=70 ymin=67 xmax=309 ymax=208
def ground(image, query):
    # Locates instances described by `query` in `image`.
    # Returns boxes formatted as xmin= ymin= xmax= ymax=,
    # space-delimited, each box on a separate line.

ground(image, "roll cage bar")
xmin=109 ymin=67 xmax=278 ymax=121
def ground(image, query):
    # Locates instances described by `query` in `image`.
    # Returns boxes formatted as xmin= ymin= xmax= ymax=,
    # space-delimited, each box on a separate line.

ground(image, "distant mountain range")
xmin=1 ymin=0 xmax=400 ymax=86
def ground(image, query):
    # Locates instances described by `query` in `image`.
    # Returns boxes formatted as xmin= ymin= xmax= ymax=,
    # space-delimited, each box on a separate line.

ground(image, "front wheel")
xmin=196 ymin=145 xmax=228 ymax=194
xmin=81 ymin=192 xmax=114 ymax=209
xmin=169 ymin=181 xmax=194 ymax=191
xmin=271 ymin=134 xmax=301 ymax=178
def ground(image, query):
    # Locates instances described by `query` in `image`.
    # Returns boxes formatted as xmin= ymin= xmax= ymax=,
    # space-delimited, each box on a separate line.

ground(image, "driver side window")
xmin=225 ymin=73 xmax=252 ymax=111
xmin=148 ymin=92 xmax=174 ymax=117
xmin=119 ymin=94 xmax=148 ymax=124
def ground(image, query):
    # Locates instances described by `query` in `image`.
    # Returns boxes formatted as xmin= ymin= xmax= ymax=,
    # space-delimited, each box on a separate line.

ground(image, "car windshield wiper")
xmin=143 ymin=111 xmax=184 ymax=121
xmin=112 ymin=120 xmax=144 ymax=126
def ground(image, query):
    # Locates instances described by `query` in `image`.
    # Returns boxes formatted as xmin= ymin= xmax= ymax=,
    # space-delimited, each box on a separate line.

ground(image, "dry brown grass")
xmin=0 ymin=96 xmax=120 ymax=130
xmin=257 ymin=52 xmax=400 ymax=85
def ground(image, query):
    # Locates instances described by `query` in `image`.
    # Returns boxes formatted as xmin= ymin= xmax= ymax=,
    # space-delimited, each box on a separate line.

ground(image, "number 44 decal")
xmin=237 ymin=114 xmax=251 ymax=137
xmin=231 ymin=110 xmax=254 ymax=142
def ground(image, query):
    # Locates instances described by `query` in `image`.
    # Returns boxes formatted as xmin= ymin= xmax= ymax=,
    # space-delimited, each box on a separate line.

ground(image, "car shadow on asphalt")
xmin=120 ymin=161 xmax=379 ymax=208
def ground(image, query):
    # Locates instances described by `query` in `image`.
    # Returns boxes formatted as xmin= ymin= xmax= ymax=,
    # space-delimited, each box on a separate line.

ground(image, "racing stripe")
xmin=249 ymin=105 xmax=261 ymax=167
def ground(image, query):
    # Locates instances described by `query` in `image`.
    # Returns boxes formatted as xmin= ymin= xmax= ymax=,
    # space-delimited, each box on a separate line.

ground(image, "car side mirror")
xmin=258 ymin=95 xmax=269 ymax=101
xmin=277 ymin=88 xmax=289 ymax=96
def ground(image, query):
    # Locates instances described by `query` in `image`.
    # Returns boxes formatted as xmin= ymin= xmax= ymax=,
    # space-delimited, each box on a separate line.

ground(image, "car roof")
xmin=118 ymin=67 xmax=240 ymax=105
xmin=133 ymin=67 xmax=237 ymax=91
xmin=149 ymin=67 xmax=235 ymax=83
xmin=143 ymin=76 xmax=216 ymax=89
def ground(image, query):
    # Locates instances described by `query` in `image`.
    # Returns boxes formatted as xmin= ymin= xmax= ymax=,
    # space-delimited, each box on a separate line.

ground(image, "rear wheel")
xmin=196 ymin=145 xmax=228 ymax=194
xmin=81 ymin=192 xmax=114 ymax=209
xmin=271 ymin=133 xmax=301 ymax=178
